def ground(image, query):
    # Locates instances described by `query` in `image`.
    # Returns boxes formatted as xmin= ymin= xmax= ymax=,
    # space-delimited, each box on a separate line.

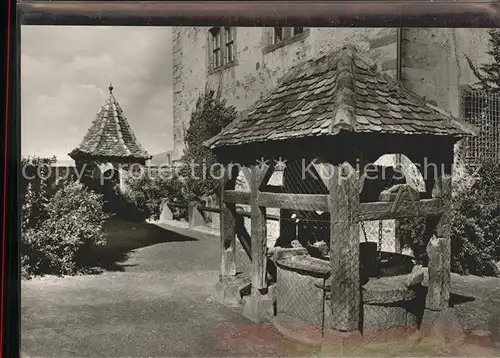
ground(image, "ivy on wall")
xmin=178 ymin=89 xmax=238 ymax=200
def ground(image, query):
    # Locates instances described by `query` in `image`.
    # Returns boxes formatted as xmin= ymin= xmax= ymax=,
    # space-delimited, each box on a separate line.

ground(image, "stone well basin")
xmin=270 ymin=246 xmax=426 ymax=340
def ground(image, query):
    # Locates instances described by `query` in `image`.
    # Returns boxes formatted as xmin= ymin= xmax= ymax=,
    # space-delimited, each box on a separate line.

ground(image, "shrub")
xmin=398 ymin=160 xmax=500 ymax=276
xmin=449 ymin=160 xmax=500 ymax=275
xmin=20 ymin=155 xmax=58 ymax=198
xmin=122 ymin=90 xmax=238 ymax=221
xmin=21 ymin=179 xmax=109 ymax=278
xmin=122 ymin=91 xmax=238 ymax=221
xmin=122 ymin=169 xmax=188 ymax=221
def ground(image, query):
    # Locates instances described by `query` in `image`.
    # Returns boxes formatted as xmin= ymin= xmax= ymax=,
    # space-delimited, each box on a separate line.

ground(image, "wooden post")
xmin=158 ymin=199 xmax=173 ymax=222
xmin=220 ymin=203 xmax=237 ymax=277
xmin=426 ymin=174 xmax=452 ymax=311
xmin=219 ymin=166 xmax=237 ymax=278
xmin=394 ymin=154 xmax=404 ymax=254
xmin=241 ymin=162 xmax=275 ymax=323
xmin=214 ymin=163 xmax=242 ymax=307
xmin=331 ymin=163 xmax=361 ymax=332
xmin=316 ymin=161 xmax=361 ymax=332
xmin=394 ymin=220 xmax=402 ymax=253
xmin=188 ymin=201 xmax=205 ymax=229
xmin=280 ymin=166 xmax=295 ymax=244
xmin=242 ymin=164 xmax=271 ymax=294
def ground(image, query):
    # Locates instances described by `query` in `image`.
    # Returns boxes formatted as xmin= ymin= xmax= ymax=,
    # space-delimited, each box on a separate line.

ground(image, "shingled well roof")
xmin=205 ymin=46 xmax=478 ymax=149
xmin=69 ymin=84 xmax=151 ymax=161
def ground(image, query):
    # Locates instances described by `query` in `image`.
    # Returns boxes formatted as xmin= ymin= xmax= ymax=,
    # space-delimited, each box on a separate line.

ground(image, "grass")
xmin=82 ymin=218 xmax=198 ymax=273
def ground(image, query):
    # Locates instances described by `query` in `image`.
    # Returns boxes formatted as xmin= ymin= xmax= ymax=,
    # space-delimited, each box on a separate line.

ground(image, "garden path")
xmin=21 ymin=219 xmax=500 ymax=357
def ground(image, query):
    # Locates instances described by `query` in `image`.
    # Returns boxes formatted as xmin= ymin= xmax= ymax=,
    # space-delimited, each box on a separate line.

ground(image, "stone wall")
xmin=172 ymin=27 xmax=400 ymax=159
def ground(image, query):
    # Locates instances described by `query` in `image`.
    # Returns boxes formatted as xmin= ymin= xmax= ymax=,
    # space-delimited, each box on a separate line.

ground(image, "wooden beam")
xmin=433 ymin=176 xmax=453 ymax=238
xmin=252 ymin=191 xmax=443 ymax=220
xmin=223 ymin=190 xmax=251 ymax=205
xmin=227 ymin=204 xmax=277 ymax=281
xmin=256 ymin=192 xmax=329 ymax=211
xmin=219 ymin=166 xmax=237 ymax=277
xmin=249 ymin=165 xmax=268 ymax=294
xmin=358 ymin=198 xmax=444 ymax=221
xmin=328 ymin=163 xmax=361 ymax=332
xmin=426 ymin=174 xmax=452 ymax=311
xmin=226 ymin=203 xmax=252 ymax=259
xmin=426 ymin=236 xmax=451 ymax=311
xmin=220 ymin=203 xmax=237 ymax=276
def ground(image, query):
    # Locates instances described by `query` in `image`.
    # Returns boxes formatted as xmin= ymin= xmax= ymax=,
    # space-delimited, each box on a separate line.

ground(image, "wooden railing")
xmin=164 ymin=200 xmax=280 ymax=229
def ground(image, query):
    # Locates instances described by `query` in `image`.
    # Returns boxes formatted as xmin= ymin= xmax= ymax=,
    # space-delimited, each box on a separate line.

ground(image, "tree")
xmin=465 ymin=29 xmax=500 ymax=92
xmin=179 ymin=89 xmax=237 ymax=199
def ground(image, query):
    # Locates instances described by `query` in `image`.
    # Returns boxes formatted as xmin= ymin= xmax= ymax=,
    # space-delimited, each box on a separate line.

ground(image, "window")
xmin=273 ymin=27 xmax=284 ymax=44
xmin=224 ymin=27 xmax=235 ymax=63
xmin=209 ymin=26 xmax=236 ymax=70
xmin=293 ymin=27 xmax=304 ymax=36
xmin=461 ymin=88 xmax=500 ymax=167
xmin=209 ymin=27 xmax=222 ymax=69
xmin=272 ymin=27 xmax=304 ymax=45
xmin=264 ymin=27 xmax=308 ymax=54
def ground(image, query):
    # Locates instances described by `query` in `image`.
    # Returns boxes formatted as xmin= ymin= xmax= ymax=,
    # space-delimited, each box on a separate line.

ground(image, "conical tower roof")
xmin=69 ymin=83 xmax=151 ymax=162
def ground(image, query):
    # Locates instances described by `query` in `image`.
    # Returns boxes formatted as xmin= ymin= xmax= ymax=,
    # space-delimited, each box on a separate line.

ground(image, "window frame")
xmin=292 ymin=27 xmax=304 ymax=36
xmin=273 ymin=27 xmax=285 ymax=44
xmin=209 ymin=27 xmax=222 ymax=69
xmin=224 ymin=26 xmax=235 ymax=64
xmin=208 ymin=26 xmax=237 ymax=73
xmin=263 ymin=27 xmax=309 ymax=55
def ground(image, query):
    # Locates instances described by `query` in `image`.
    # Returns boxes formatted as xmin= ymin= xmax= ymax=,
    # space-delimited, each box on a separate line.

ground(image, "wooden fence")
xmin=164 ymin=200 xmax=280 ymax=228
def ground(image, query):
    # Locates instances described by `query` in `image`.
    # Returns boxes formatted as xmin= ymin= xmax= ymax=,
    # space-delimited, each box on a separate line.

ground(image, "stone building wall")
xmin=172 ymin=27 xmax=400 ymax=159
xmin=400 ymin=29 xmax=491 ymax=183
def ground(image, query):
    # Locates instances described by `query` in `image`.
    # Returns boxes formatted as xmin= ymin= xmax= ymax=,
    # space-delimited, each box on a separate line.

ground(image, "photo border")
xmin=6 ymin=1 xmax=500 ymax=357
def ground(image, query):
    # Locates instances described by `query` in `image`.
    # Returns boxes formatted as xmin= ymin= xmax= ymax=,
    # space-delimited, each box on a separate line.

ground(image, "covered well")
xmin=205 ymin=45 xmax=477 ymax=339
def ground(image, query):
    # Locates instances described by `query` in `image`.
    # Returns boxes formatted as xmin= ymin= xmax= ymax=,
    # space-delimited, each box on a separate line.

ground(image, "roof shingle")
xmin=69 ymin=84 xmax=151 ymax=161
xmin=206 ymin=46 xmax=478 ymax=149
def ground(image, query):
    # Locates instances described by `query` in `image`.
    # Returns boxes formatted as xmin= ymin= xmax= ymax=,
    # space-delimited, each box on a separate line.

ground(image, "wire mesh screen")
xmin=274 ymin=160 xmax=330 ymax=254
xmin=216 ymin=158 xmax=422 ymax=336
xmin=361 ymin=304 xmax=419 ymax=343
xmin=276 ymin=268 xmax=327 ymax=328
xmin=461 ymin=89 xmax=500 ymax=166
xmin=235 ymin=218 xmax=251 ymax=274
xmin=232 ymin=170 xmax=282 ymax=278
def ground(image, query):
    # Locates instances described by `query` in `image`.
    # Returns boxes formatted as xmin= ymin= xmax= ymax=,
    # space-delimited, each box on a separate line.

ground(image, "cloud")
xmin=21 ymin=26 xmax=174 ymax=161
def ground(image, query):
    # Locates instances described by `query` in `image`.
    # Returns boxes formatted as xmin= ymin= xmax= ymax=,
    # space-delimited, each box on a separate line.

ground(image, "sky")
xmin=21 ymin=26 xmax=173 ymax=164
